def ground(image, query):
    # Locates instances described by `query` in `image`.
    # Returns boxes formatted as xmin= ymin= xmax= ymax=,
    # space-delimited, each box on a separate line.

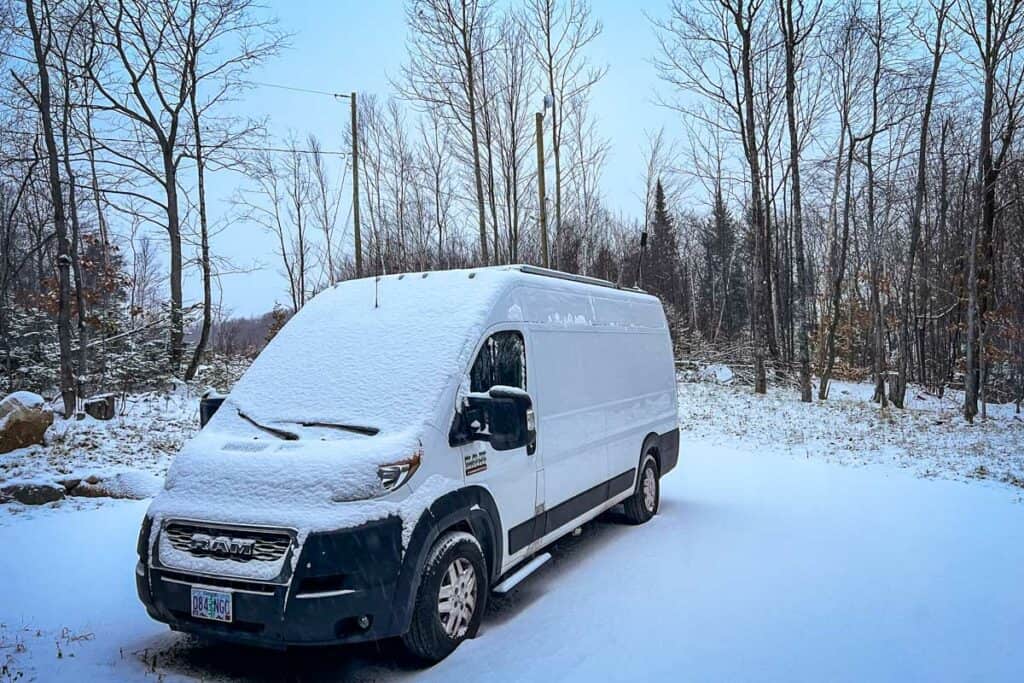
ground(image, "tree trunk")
xmin=737 ymin=17 xmax=769 ymax=395
xmin=162 ymin=150 xmax=184 ymax=374
xmin=185 ymin=61 xmax=211 ymax=382
xmin=25 ymin=0 xmax=75 ymax=417
xmin=892 ymin=2 xmax=946 ymax=408
xmin=820 ymin=131 xmax=856 ymax=400
xmin=462 ymin=7 xmax=489 ymax=265
xmin=780 ymin=0 xmax=812 ymax=402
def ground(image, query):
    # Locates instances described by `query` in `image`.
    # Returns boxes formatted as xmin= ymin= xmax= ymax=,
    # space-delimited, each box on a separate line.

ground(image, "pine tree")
xmin=645 ymin=179 xmax=681 ymax=307
xmin=700 ymin=187 xmax=746 ymax=340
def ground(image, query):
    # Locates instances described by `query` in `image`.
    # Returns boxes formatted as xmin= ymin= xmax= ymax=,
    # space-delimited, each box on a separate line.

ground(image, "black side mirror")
xmin=450 ymin=386 xmax=536 ymax=453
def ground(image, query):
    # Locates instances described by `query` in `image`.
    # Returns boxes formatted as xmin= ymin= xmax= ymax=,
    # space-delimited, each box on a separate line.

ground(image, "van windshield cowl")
xmin=236 ymin=408 xmax=378 ymax=440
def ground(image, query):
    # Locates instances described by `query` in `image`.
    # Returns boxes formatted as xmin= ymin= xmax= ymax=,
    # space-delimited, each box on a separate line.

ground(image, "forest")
xmin=1 ymin=0 xmax=1022 ymax=422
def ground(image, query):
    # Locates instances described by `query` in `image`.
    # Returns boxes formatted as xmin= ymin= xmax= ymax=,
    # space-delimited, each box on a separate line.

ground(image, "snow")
xmin=215 ymin=268 xmax=519 ymax=437
xmin=680 ymin=380 xmax=1024 ymax=488
xmin=1 ymin=390 xmax=45 ymax=410
xmin=1 ymin=434 xmax=1022 ymax=681
xmin=2 ymin=371 xmax=1022 ymax=679
xmin=0 ymin=390 xmax=47 ymax=432
xmin=698 ymin=363 xmax=735 ymax=384
xmin=0 ymin=391 xmax=197 ymax=512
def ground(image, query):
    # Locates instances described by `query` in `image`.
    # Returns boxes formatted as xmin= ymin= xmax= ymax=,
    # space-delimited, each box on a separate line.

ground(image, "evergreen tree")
xmin=700 ymin=186 xmax=746 ymax=340
xmin=645 ymin=179 xmax=681 ymax=307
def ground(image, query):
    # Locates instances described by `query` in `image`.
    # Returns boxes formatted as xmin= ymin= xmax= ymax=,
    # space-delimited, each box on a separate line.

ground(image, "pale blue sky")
xmin=203 ymin=0 xmax=679 ymax=316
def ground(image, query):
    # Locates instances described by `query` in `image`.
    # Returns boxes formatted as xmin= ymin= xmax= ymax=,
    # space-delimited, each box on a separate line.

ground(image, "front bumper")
xmin=137 ymin=516 xmax=409 ymax=647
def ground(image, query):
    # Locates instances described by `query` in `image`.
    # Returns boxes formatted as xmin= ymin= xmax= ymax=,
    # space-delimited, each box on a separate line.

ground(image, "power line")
xmin=0 ymin=127 xmax=349 ymax=157
xmin=251 ymin=81 xmax=350 ymax=99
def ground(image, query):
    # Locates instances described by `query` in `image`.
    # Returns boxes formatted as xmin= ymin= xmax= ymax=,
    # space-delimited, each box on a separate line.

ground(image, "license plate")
xmin=190 ymin=587 xmax=232 ymax=623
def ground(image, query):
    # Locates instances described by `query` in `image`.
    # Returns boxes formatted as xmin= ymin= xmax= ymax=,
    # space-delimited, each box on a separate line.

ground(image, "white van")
xmin=136 ymin=265 xmax=679 ymax=661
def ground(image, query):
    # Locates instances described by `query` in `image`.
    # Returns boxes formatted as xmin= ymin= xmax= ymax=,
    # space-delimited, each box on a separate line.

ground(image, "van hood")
xmin=147 ymin=426 xmax=430 ymax=534
xmin=145 ymin=426 xmax=462 ymax=582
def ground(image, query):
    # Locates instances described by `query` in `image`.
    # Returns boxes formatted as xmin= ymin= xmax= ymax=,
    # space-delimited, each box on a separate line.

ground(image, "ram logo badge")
xmin=189 ymin=533 xmax=256 ymax=560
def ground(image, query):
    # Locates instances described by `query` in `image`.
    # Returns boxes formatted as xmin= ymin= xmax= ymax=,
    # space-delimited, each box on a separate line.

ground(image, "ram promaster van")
xmin=136 ymin=265 xmax=679 ymax=661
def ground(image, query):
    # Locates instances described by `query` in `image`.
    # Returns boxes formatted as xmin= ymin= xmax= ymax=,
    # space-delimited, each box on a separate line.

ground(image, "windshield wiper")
xmin=237 ymin=409 xmax=299 ymax=441
xmin=295 ymin=421 xmax=379 ymax=436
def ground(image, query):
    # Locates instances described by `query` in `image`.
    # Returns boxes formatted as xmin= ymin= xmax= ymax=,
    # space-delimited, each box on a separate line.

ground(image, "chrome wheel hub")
xmin=438 ymin=557 xmax=477 ymax=639
xmin=642 ymin=466 xmax=657 ymax=512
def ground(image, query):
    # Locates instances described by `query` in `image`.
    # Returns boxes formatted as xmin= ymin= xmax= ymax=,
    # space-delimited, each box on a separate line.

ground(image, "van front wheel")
xmin=401 ymin=531 xmax=488 ymax=663
xmin=623 ymin=453 xmax=659 ymax=524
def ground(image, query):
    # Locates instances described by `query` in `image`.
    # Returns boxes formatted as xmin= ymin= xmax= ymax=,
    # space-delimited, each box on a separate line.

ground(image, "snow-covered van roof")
xmin=215 ymin=265 xmax=662 ymax=437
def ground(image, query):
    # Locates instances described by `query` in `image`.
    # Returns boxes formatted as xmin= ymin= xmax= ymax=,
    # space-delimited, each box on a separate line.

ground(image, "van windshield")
xmin=215 ymin=271 xmax=511 ymax=436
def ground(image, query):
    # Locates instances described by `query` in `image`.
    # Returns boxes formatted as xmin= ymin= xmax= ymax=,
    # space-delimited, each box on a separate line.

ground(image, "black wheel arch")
xmin=388 ymin=485 xmax=502 ymax=636
xmin=641 ymin=432 xmax=661 ymax=479
xmin=641 ymin=428 xmax=680 ymax=482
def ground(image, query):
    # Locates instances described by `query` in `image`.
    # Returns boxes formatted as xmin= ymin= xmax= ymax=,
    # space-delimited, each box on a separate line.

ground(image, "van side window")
xmin=470 ymin=331 xmax=526 ymax=392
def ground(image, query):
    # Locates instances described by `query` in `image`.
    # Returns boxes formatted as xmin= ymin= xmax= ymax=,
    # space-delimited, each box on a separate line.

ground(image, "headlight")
xmin=377 ymin=451 xmax=422 ymax=493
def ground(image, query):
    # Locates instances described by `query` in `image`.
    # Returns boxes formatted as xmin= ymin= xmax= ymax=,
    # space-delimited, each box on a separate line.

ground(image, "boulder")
xmin=0 ymin=482 xmax=65 ymax=505
xmin=83 ymin=394 xmax=116 ymax=420
xmin=69 ymin=471 xmax=162 ymax=500
xmin=0 ymin=392 xmax=53 ymax=454
xmin=55 ymin=477 xmax=82 ymax=492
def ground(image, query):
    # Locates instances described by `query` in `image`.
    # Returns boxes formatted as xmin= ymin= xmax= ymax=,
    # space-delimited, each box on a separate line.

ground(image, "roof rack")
xmin=507 ymin=264 xmax=645 ymax=293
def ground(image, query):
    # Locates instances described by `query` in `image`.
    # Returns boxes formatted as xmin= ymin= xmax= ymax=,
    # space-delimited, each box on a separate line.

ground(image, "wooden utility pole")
xmin=350 ymin=91 xmax=363 ymax=278
xmin=536 ymin=112 xmax=549 ymax=268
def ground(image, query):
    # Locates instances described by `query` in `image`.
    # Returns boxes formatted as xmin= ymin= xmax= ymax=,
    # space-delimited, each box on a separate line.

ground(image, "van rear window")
xmin=470 ymin=331 xmax=526 ymax=392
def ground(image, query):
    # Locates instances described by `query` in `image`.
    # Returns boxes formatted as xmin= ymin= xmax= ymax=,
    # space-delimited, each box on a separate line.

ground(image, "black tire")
xmin=401 ymin=531 xmax=489 ymax=663
xmin=623 ymin=452 xmax=659 ymax=525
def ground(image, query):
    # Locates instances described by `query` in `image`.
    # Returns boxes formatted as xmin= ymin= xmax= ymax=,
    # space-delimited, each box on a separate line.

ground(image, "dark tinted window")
xmin=470 ymin=331 xmax=526 ymax=393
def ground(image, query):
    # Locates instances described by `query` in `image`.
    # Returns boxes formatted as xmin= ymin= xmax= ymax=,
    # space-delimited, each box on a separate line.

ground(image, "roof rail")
xmin=508 ymin=264 xmax=645 ymax=292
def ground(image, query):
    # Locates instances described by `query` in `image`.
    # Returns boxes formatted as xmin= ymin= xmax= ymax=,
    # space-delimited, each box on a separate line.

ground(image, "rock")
xmin=0 ymin=392 xmax=53 ymax=454
xmin=69 ymin=471 xmax=162 ymax=500
xmin=69 ymin=481 xmax=108 ymax=498
xmin=55 ymin=477 xmax=82 ymax=492
xmin=83 ymin=394 xmax=116 ymax=420
xmin=0 ymin=482 xmax=65 ymax=505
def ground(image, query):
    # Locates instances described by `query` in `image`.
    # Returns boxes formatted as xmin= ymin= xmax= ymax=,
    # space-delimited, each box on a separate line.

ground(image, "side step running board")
xmin=492 ymin=553 xmax=551 ymax=594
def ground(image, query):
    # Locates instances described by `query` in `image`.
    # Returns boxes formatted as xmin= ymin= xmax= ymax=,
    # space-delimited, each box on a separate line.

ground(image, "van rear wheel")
xmin=623 ymin=453 xmax=659 ymax=524
xmin=401 ymin=531 xmax=488 ymax=663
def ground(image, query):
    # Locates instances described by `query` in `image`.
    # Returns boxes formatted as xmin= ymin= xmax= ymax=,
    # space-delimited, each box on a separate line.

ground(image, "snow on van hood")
xmin=146 ymin=427 xmax=459 ymax=580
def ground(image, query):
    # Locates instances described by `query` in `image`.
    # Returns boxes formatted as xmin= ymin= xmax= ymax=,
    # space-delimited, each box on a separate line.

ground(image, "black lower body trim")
xmin=507 ymin=468 xmax=636 ymax=555
xmin=657 ymin=428 xmax=680 ymax=475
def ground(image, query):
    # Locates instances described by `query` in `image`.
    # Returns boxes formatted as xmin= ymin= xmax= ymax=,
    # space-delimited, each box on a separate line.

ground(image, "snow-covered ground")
xmin=3 ymin=437 xmax=1022 ymax=681
xmin=0 ymin=392 xmax=197 ymax=513
xmin=1 ymin=379 xmax=1021 ymax=681
xmin=679 ymin=379 xmax=1024 ymax=490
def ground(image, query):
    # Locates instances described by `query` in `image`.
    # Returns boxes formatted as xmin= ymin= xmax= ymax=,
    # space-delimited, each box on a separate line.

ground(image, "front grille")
xmin=163 ymin=522 xmax=292 ymax=562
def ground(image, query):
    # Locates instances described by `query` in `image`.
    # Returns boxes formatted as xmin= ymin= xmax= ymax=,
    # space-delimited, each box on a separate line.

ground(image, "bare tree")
xmin=891 ymin=0 xmax=951 ymax=407
xmin=17 ymin=0 xmax=75 ymax=416
xmin=85 ymin=0 xmax=279 ymax=375
xmin=778 ymin=0 xmax=823 ymax=402
xmin=523 ymin=0 xmax=606 ymax=265
xmin=654 ymin=0 xmax=772 ymax=393
xmin=819 ymin=3 xmax=870 ymax=400
xmin=954 ymin=0 xmax=1024 ymax=420
xmin=491 ymin=12 xmax=535 ymax=262
xmin=402 ymin=0 xmax=492 ymax=264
